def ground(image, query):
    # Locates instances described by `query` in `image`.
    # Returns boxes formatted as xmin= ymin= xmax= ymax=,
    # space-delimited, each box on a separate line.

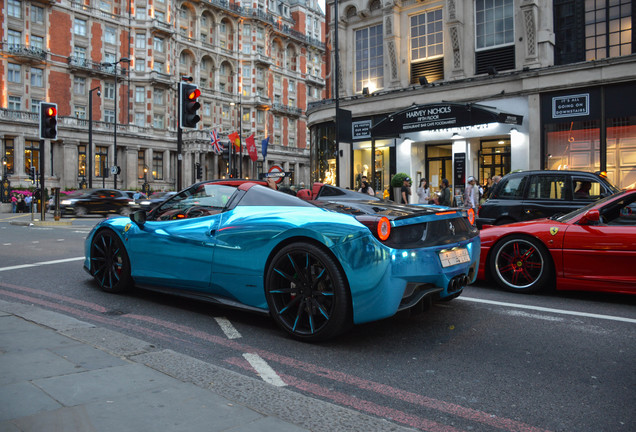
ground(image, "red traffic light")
xmin=47 ymin=106 xmax=57 ymax=116
xmin=188 ymin=89 xmax=201 ymax=100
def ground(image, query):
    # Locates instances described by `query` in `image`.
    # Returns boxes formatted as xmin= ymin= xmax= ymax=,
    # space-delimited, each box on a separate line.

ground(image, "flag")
xmin=228 ymin=131 xmax=240 ymax=148
xmin=246 ymin=134 xmax=258 ymax=162
xmin=210 ymin=129 xmax=222 ymax=154
xmin=261 ymin=136 xmax=270 ymax=157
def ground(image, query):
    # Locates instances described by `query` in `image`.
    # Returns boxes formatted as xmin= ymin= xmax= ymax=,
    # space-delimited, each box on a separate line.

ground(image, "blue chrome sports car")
xmin=84 ymin=180 xmax=480 ymax=341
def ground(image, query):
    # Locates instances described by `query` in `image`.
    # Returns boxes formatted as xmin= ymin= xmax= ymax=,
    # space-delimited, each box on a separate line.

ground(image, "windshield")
xmin=150 ymin=183 xmax=237 ymax=221
xmin=554 ymin=191 xmax=621 ymax=222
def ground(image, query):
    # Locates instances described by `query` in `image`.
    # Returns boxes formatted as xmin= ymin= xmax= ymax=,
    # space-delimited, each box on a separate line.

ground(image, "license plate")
xmin=439 ymin=248 xmax=470 ymax=268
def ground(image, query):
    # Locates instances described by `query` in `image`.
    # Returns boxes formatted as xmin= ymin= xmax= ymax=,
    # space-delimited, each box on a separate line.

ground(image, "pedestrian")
xmin=482 ymin=177 xmax=493 ymax=201
xmin=16 ymin=194 xmax=26 ymax=213
xmin=401 ymin=176 xmax=412 ymax=204
xmin=358 ymin=180 xmax=374 ymax=196
xmin=463 ymin=176 xmax=479 ymax=212
xmin=438 ymin=179 xmax=452 ymax=207
xmin=25 ymin=194 xmax=33 ymax=212
xmin=416 ymin=178 xmax=430 ymax=204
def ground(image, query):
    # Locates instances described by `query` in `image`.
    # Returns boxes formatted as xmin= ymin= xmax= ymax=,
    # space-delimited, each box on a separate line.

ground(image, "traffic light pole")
xmin=39 ymin=139 xmax=45 ymax=221
xmin=177 ymin=126 xmax=182 ymax=191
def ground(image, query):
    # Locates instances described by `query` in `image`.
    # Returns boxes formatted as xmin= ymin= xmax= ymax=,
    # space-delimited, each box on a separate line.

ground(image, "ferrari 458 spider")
xmin=478 ymin=189 xmax=636 ymax=295
xmin=85 ymin=180 xmax=480 ymax=340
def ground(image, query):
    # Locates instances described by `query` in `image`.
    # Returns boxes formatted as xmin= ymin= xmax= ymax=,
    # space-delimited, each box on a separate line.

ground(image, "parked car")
xmin=477 ymin=189 xmax=636 ymax=294
xmin=476 ymin=170 xmax=619 ymax=229
xmin=60 ymin=189 xmax=134 ymax=216
xmin=84 ymin=179 xmax=480 ymax=341
xmin=136 ymin=191 xmax=177 ymax=211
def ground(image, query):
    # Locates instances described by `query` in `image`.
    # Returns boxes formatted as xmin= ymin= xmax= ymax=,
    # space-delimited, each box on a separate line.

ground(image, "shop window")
xmin=355 ymin=24 xmax=384 ymax=94
xmin=545 ymin=120 xmax=601 ymax=172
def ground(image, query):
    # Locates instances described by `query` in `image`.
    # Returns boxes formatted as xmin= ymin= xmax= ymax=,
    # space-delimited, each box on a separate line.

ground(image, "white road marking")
xmin=214 ymin=316 xmax=242 ymax=339
xmin=243 ymin=353 xmax=286 ymax=387
xmin=0 ymin=257 xmax=84 ymax=272
xmin=460 ymin=297 xmax=636 ymax=324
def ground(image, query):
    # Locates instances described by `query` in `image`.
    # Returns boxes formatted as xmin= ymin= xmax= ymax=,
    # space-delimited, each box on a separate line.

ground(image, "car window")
xmin=496 ymin=176 xmax=526 ymax=199
xmin=572 ymin=177 xmax=602 ymax=200
xmin=602 ymin=195 xmax=636 ymax=226
xmin=152 ymin=184 xmax=237 ymax=221
xmin=527 ymin=175 xmax=566 ymax=200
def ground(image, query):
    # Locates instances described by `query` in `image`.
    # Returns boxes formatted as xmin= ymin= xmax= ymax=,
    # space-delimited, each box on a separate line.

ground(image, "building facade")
xmin=1 ymin=0 xmax=326 ymax=195
xmin=308 ymin=0 xmax=636 ymax=202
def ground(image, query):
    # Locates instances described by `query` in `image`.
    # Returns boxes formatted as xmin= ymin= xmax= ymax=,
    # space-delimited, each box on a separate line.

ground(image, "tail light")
xmin=355 ymin=215 xmax=392 ymax=241
xmin=466 ymin=208 xmax=475 ymax=225
xmin=377 ymin=217 xmax=391 ymax=241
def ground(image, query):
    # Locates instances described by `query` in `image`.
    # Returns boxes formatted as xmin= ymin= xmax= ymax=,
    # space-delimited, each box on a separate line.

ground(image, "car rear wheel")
xmin=265 ymin=243 xmax=351 ymax=341
xmin=75 ymin=206 xmax=87 ymax=216
xmin=489 ymin=236 xmax=552 ymax=293
xmin=90 ymin=229 xmax=132 ymax=293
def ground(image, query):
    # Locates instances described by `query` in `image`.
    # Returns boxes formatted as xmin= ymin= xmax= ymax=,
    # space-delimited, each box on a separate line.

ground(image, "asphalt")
xmin=0 ymin=300 xmax=417 ymax=432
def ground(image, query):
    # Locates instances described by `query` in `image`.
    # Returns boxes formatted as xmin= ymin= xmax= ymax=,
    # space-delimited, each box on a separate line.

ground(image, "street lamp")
xmin=102 ymin=57 xmax=130 ymax=190
xmin=142 ymin=164 xmax=150 ymax=196
xmin=88 ymin=86 xmax=101 ymax=188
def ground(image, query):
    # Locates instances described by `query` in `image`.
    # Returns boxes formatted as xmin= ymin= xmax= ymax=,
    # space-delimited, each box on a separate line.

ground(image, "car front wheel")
xmin=89 ymin=229 xmax=132 ymax=293
xmin=265 ymin=243 xmax=351 ymax=341
xmin=489 ymin=236 xmax=553 ymax=293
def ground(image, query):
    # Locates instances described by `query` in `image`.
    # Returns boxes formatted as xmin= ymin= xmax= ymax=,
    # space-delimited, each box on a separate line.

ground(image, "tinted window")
xmin=572 ymin=177 xmax=603 ymax=200
xmin=527 ymin=175 xmax=566 ymax=200
xmin=151 ymin=184 xmax=236 ymax=220
xmin=497 ymin=176 xmax=526 ymax=199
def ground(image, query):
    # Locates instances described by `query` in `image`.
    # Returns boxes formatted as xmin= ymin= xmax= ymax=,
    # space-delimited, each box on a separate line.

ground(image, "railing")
xmin=67 ymin=56 xmax=123 ymax=75
xmin=3 ymin=43 xmax=48 ymax=60
xmin=272 ymin=103 xmax=303 ymax=116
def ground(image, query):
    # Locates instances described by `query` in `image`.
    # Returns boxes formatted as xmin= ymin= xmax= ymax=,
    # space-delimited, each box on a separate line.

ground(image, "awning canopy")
xmin=370 ymin=102 xmax=523 ymax=138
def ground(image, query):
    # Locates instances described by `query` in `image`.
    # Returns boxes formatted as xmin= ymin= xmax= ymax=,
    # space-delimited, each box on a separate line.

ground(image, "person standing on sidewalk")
xmin=463 ymin=176 xmax=480 ymax=213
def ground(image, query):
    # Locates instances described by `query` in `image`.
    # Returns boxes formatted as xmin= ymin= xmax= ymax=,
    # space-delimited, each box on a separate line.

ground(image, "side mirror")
xmin=579 ymin=209 xmax=600 ymax=225
xmin=130 ymin=210 xmax=147 ymax=226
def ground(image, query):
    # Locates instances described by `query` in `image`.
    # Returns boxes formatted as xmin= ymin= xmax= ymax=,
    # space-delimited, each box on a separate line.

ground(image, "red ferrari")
xmin=477 ymin=189 xmax=636 ymax=294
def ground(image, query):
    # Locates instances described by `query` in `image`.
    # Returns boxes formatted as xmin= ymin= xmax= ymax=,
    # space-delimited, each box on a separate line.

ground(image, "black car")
xmin=59 ymin=189 xmax=135 ymax=216
xmin=476 ymin=170 xmax=619 ymax=229
xmin=136 ymin=191 xmax=177 ymax=211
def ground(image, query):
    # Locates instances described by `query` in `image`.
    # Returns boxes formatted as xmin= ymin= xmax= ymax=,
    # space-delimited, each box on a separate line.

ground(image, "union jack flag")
xmin=210 ymin=129 xmax=222 ymax=154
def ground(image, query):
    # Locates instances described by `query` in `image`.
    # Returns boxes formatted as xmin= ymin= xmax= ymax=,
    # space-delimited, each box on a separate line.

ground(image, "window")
xmin=153 ymin=36 xmax=164 ymax=53
xmin=74 ymin=76 xmax=86 ymax=95
xmin=104 ymin=82 xmax=115 ymax=100
xmin=105 ymin=26 xmax=116 ymax=45
xmin=153 ymin=88 xmax=164 ymax=104
xmin=137 ymin=150 xmax=146 ymax=179
xmin=136 ymin=7 xmax=146 ymax=20
xmin=410 ymin=9 xmax=443 ymax=61
xmin=31 ymin=6 xmax=44 ymax=24
xmin=155 ymin=11 xmax=165 ymax=22
xmin=74 ymin=46 xmax=87 ymax=61
xmin=75 ymin=106 xmax=86 ymax=119
xmin=135 ymin=86 xmax=145 ymax=103
xmin=527 ymin=175 xmax=566 ymax=200
xmin=8 ymin=29 xmax=21 ymax=48
xmin=30 ymin=68 xmax=43 ymax=87
xmin=78 ymin=145 xmax=87 ymax=177
xmin=95 ymin=146 xmax=108 ymax=178
xmin=153 ymin=114 xmax=164 ymax=129
xmin=24 ymin=141 xmax=40 ymax=175
xmin=134 ymin=112 xmax=145 ymax=126
xmin=135 ymin=59 xmax=146 ymax=72
xmin=8 ymin=0 xmax=21 ymax=18
xmin=31 ymin=99 xmax=42 ymax=113
xmin=497 ymin=176 xmax=527 ymax=199
xmin=74 ymin=18 xmax=87 ymax=36
xmin=154 ymin=61 xmax=164 ymax=72
xmin=204 ymin=102 xmax=211 ymax=116
xmin=99 ymin=1 xmax=112 ymax=13
xmin=355 ymin=24 xmax=384 ymax=93
xmin=135 ymin=33 xmax=146 ymax=49
xmin=153 ymin=152 xmax=164 ymax=180
xmin=30 ymin=35 xmax=44 ymax=50
xmin=475 ymin=0 xmax=514 ymax=50
xmin=8 ymin=96 xmax=21 ymax=111
xmin=585 ymin=0 xmax=633 ymax=60
xmin=105 ymin=109 xmax=115 ymax=123
xmin=8 ymin=63 xmax=21 ymax=83
xmin=4 ymin=138 xmax=15 ymax=174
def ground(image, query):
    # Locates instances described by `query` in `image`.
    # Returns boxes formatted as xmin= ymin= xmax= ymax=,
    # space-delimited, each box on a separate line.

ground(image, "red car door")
xmin=561 ymin=196 xmax=636 ymax=291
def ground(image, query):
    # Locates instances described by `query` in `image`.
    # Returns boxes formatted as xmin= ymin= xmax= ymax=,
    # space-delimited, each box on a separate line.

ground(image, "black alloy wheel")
xmin=90 ymin=229 xmax=132 ymax=293
xmin=489 ymin=235 xmax=553 ymax=293
xmin=265 ymin=243 xmax=350 ymax=341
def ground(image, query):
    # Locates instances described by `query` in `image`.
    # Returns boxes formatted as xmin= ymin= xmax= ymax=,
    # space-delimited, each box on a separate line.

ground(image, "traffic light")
xmin=28 ymin=166 xmax=36 ymax=182
xmin=39 ymin=102 xmax=58 ymax=139
xmin=180 ymin=82 xmax=201 ymax=128
xmin=195 ymin=162 xmax=202 ymax=180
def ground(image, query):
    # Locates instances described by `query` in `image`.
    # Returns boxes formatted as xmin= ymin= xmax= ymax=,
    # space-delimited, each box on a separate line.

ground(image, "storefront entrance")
xmin=426 ymin=144 xmax=452 ymax=194
xmin=479 ymin=139 xmax=511 ymax=183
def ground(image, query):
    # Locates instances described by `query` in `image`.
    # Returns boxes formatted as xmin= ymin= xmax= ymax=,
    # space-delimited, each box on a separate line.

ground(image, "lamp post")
xmin=1 ymin=156 xmax=9 ymax=204
xmin=102 ymin=57 xmax=130 ymax=190
xmin=230 ymin=93 xmax=242 ymax=178
xmin=142 ymin=164 xmax=150 ymax=196
xmin=88 ymin=86 xmax=101 ymax=188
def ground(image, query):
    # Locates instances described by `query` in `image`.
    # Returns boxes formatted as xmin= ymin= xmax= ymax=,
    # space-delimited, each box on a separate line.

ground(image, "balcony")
xmin=305 ymin=73 xmax=325 ymax=87
xmin=149 ymin=70 xmax=172 ymax=86
xmin=151 ymin=19 xmax=175 ymax=35
xmin=255 ymin=54 xmax=273 ymax=66
xmin=68 ymin=57 xmax=127 ymax=77
xmin=3 ymin=44 xmax=47 ymax=64
xmin=272 ymin=103 xmax=302 ymax=117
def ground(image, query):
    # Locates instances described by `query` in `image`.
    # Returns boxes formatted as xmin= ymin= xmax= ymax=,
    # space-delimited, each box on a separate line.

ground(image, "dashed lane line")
xmin=214 ymin=316 xmax=242 ymax=339
xmin=242 ymin=353 xmax=287 ymax=387
xmin=0 ymin=257 xmax=84 ymax=272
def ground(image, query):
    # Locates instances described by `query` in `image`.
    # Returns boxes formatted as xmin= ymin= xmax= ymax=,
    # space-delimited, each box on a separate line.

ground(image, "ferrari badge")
xmin=124 ymin=223 xmax=131 ymax=233
xmin=549 ymin=227 xmax=559 ymax=236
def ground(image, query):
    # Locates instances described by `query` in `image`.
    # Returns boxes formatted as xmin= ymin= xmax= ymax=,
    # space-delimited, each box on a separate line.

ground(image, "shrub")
xmin=390 ymin=172 xmax=410 ymax=188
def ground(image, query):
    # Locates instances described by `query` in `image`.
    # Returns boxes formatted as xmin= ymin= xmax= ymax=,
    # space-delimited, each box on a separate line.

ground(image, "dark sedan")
xmin=60 ymin=189 xmax=134 ymax=216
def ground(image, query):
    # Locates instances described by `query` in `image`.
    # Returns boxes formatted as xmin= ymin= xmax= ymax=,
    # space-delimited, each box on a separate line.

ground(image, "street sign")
xmin=268 ymin=165 xmax=285 ymax=184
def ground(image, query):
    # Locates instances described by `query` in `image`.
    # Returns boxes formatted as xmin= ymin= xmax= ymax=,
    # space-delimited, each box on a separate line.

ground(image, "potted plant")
xmin=390 ymin=173 xmax=410 ymax=203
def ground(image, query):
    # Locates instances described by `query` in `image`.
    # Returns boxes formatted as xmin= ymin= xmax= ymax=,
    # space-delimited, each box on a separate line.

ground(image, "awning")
xmin=370 ymin=102 xmax=523 ymax=138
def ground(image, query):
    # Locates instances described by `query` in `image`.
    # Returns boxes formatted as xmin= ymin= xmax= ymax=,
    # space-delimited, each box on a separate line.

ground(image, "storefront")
xmin=541 ymin=82 xmax=636 ymax=189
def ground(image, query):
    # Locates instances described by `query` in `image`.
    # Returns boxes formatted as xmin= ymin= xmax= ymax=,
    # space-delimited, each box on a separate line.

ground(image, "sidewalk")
xmin=0 ymin=300 xmax=414 ymax=432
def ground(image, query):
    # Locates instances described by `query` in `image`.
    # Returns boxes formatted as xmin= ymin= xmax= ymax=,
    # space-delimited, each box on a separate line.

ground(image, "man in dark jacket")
xmin=439 ymin=178 xmax=452 ymax=207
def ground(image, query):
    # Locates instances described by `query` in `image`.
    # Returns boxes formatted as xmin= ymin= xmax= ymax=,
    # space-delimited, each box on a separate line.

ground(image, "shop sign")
xmin=352 ymin=120 xmax=372 ymax=140
xmin=552 ymin=94 xmax=589 ymax=118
